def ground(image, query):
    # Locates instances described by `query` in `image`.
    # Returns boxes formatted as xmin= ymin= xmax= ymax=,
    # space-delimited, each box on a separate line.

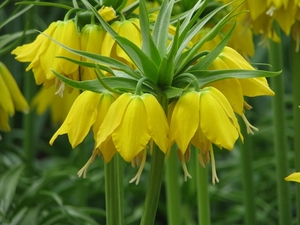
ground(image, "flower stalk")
xmin=291 ymin=38 xmax=300 ymax=225
xmin=105 ymin=154 xmax=124 ymax=225
xmin=268 ymin=37 xmax=291 ymax=225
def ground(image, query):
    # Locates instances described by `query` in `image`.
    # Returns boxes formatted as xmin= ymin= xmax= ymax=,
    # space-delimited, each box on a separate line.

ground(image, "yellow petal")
xmin=101 ymin=21 xmax=121 ymax=57
xmin=285 ymin=172 xmax=300 ymax=182
xmin=238 ymin=77 xmax=275 ymax=97
xmin=96 ymin=93 xmax=131 ymax=148
xmin=169 ymin=91 xmax=200 ymax=154
xmin=49 ymin=91 xmax=101 ymax=148
xmin=208 ymin=78 xmax=244 ymax=115
xmin=0 ymin=73 xmax=14 ymax=115
xmin=98 ymin=137 xmax=117 ymax=163
xmin=200 ymin=87 xmax=239 ymax=150
xmin=92 ymin=93 xmax=117 ymax=140
xmin=142 ymin=94 xmax=169 ymax=153
xmin=0 ymin=107 xmax=11 ymax=131
xmin=112 ymin=95 xmax=151 ymax=162
xmin=0 ymin=62 xmax=29 ymax=113
xmin=98 ymin=6 xmax=116 ymax=22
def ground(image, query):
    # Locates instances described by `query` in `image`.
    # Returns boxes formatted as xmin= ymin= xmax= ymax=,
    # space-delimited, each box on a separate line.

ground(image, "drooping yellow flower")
xmin=31 ymin=86 xmax=80 ymax=125
xmin=169 ymin=88 xmax=242 ymax=182
xmin=96 ymin=93 xmax=169 ymax=162
xmin=0 ymin=62 xmax=29 ymax=132
xmin=101 ymin=18 xmax=142 ymax=68
xmin=169 ymin=88 xmax=241 ymax=153
xmin=12 ymin=20 xmax=81 ymax=91
xmin=285 ymin=172 xmax=300 ymax=182
xmin=49 ymin=91 xmax=117 ymax=148
xmin=80 ymin=24 xmax=106 ymax=80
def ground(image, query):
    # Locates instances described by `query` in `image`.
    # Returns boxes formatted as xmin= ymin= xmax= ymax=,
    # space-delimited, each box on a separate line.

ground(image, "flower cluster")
xmin=217 ymin=0 xmax=300 ymax=48
xmin=12 ymin=0 xmax=277 ymax=184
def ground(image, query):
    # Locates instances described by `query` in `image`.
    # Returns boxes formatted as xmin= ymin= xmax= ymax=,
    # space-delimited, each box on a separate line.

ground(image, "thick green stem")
xmin=194 ymin=146 xmax=210 ymax=225
xmin=291 ymin=39 xmax=300 ymax=225
xmin=140 ymin=145 xmax=165 ymax=225
xmin=165 ymin=147 xmax=182 ymax=225
xmin=105 ymin=154 xmax=123 ymax=225
xmin=239 ymin=122 xmax=256 ymax=225
xmin=268 ymin=38 xmax=291 ymax=225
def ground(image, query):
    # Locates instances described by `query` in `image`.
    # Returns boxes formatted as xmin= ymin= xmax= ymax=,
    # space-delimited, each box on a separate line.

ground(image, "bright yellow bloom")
xmin=80 ymin=24 xmax=106 ymax=80
xmin=50 ymin=91 xmax=117 ymax=148
xmin=285 ymin=172 xmax=300 ymax=182
xmin=98 ymin=6 xmax=116 ymax=22
xmin=101 ymin=18 xmax=142 ymax=68
xmin=0 ymin=62 xmax=29 ymax=132
xmin=12 ymin=20 xmax=81 ymax=91
xmin=31 ymin=86 xmax=80 ymax=125
xmin=96 ymin=93 xmax=169 ymax=162
xmin=169 ymin=88 xmax=242 ymax=182
xmin=169 ymin=88 xmax=241 ymax=153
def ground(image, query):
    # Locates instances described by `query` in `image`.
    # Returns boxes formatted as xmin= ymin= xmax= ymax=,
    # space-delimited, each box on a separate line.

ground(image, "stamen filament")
xmin=209 ymin=146 xmax=219 ymax=185
xmin=77 ymin=150 xmax=97 ymax=178
xmin=129 ymin=149 xmax=147 ymax=185
xmin=242 ymin=113 xmax=259 ymax=134
xmin=181 ymin=159 xmax=192 ymax=181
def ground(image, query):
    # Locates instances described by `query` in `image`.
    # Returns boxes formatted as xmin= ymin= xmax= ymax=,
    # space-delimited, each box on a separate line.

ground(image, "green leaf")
xmin=52 ymin=70 xmax=154 ymax=93
xmin=0 ymin=164 xmax=25 ymax=214
xmin=162 ymin=86 xmax=184 ymax=99
xmin=175 ymin=1 xmax=240 ymax=73
xmin=189 ymin=21 xmax=236 ymax=71
xmin=152 ymin=0 xmax=174 ymax=57
xmin=139 ymin=0 xmax=161 ymax=66
xmin=191 ymin=69 xmax=281 ymax=87
xmin=0 ymin=4 xmax=34 ymax=29
xmin=15 ymin=1 xmax=72 ymax=10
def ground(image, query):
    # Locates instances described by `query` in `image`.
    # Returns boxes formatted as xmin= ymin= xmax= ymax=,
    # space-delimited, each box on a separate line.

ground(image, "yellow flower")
xmin=12 ymin=20 xmax=81 ymax=91
xmin=31 ymin=86 xmax=80 ymax=125
xmin=285 ymin=172 xmax=300 ymax=182
xmin=101 ymin=18 xmax=142 ymax=68
xmin=96 ymin=93 xmax=169 ymax=162
xmin=169 ymin=88 xmax=242 ymax=182
xmin=50 ymin=91 xmax=117 ymax=148
xmin=80 ymin=24 xmax=106 ymax=80
xmin=0 ymin=62 xmax=29 ymax=132
xmin=169 ymin=88 xmax=241 ymax=153
xmin=98 ymin=6 xmax=116 ymax=22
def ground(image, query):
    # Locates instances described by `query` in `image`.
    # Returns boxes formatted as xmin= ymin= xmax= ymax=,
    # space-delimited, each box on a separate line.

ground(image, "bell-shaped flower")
xmin=0 ymin=62 xmax=29 ymax=132
xmin=96 ymin=93 xmax=169 ymax=162
xmin=101 ymin=18 xmax=142 ymax=68
xmin=31 ymin=86 xmax=80 ymax=125
xmin=49 ymin=91 xmax=117 ymax=148
xmin=12 ymin=20 xmax=81 ymax=91
xmin=169 ymin=87 xmax=242 ymax=153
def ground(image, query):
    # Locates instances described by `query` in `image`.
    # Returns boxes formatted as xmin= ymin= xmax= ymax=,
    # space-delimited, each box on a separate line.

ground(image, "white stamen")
xmin=54 ymin=79 xmax=65 ymax=97
xmin=266 ymin=6 xmax=277 ymax=16
xmin=181 ymin=159 xmax=192 ymax=181
xmin=129 ymin=150 xmax=147 ymax=185
xmin=242 ymin=114 xmax=259 ymax=135
xmin=209 ymin=147 xmax=219 ymax=185
xmin=77 ymin=150 xmax=97 ymax=178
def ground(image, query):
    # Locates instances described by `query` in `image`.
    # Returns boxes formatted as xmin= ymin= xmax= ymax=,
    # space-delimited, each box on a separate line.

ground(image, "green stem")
xmin=291 ymin=39 xmax=300 ymax=225
xmin=105 ymin=154 xmax=123 ymax=225
xmin=165 ymin=147 xmax=181 ymax=225
xmin=268 ymin=38 xmax=291 ymax=225
xmin=140 ymin=145 xmax=165 ymax=225
xmin=194 ymin=146 xmax=210 ymax=225
xmin=239 ymin=122 xmax=255 ymax=225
